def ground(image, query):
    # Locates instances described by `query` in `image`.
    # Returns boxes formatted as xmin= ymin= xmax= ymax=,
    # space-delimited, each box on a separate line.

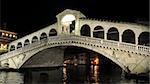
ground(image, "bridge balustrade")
xmin=137 ymin=45 xmax=150 ymax=53
xmin=119 ymin=42 xmax=136 ymax=51
xmin=103 ymin=40 xmax=118 ymax=47
xmin=48 ymin=35 xmax=149 ymax=55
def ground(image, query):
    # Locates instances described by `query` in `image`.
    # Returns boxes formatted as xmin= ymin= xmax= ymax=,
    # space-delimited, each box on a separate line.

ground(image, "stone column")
xmin=135 ymin=34 xmax=139 ymax=45
xmin=119 ymin=33 xmax=122 ymax=43
xmin=91 ymin=30 xmax=93 ymax=37
xmin=104 ymin=32 xmax=107 ymax=40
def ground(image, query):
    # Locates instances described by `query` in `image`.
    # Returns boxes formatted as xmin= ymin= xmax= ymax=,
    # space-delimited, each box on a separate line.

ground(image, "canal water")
xmin=0 ymin=65 xmax=149 ymax=84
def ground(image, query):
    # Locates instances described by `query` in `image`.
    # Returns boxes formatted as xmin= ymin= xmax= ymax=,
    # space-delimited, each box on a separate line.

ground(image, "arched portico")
xmin=107 ymin=27 xmax=119 ymax=41
xmin=24 ymin=39 xmax=30 ymax=46
xmin=49 ymin=29 xmax=57 ymax=36
xmin=93 ymin=26 xmax=104 ymax=39
xmin=10 ymin=45 xmax=15 ymax=51
xmin=122 ymin=29 xmax=135 ymax=44
xmin=138 ymin=32 xmax=150 ymax=46
xmin=80 ymin=24 xmax=91 ymax=37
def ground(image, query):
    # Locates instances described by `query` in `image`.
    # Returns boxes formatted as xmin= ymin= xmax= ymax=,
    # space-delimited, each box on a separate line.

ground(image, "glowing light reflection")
xmin=61 ymin=14 xmax=76 ymax=23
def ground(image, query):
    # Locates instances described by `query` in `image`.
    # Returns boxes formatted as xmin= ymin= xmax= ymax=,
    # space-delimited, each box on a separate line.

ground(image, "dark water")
xmin=0 ymin=65 xmax=149 ymax=84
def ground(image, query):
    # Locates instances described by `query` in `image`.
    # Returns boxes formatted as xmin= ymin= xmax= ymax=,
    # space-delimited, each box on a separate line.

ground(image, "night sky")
xmin=1 ymin=0 xmax=149 ymax=37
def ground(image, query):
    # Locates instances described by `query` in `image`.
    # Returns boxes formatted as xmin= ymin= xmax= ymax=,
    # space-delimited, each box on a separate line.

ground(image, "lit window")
xmin=1 ymin=44 xmax=3 ymax=47
xmin=3 ymin=44 xmax=7 ymax=49
xmin=6 ymin=33 xmax=8 ymax=36
xmin=2 ymin=33 xmax=5 ymax=36
xmin=9 ymin=34 xmax=12 ymax=37
xmin=13 ymin=35 xmax=16 ymax=38
xmin=0 ymin=44 xmax=7 ymax=49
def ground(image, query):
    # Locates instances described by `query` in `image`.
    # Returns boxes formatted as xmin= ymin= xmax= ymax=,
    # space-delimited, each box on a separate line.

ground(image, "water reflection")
xmin=0 ymin=67 xmax=149 ymax=84
xmin=23 ymin=67 xmax=63 ymax=84
xmin=63 ymin=60 xmax=101 ymax=83
xmin=90 ymin=56 xmax=100 ymax=83
xmin=63 ymin=64 xmax=67 ymax=82
xmin=0 ymin=71 xmax=24 ymax=84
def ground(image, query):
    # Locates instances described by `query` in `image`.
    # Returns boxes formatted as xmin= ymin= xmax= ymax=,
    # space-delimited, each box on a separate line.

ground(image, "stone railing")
xmin=0 ymin=35 xmax=149 ymax=61
xmin=48 ymin=35 xmax=150 ymax=55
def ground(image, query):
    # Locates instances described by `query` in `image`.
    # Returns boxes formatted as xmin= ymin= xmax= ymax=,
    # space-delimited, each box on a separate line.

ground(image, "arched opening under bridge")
xmin=21 ymin=46 xmax=123 ymax=83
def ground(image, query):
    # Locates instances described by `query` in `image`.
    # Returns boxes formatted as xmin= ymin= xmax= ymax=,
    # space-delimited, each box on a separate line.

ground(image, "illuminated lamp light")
xmin=72 ymin=30 xmax=75 ymax=33
xmin=9 ymin=34 xmax=12 ymax=37
xmin=1 ymin=44 xmax=3 ymax=46
xmin=61 ymin=14 xmax=76 ymax=23
xmin=13 ymin=35 xmax=16 ymax=38
xmin=3 ymin=45 xmax=7 ymax=49
xmin=6 ymin=33 xmax=8 ymax=36
xmin=94 ymin=57 xmax=99 ymax=65
xmin=2 ymin=33 xmax=5 ymax=36
xmin=0 ymin=44 xmax=4 ymax=49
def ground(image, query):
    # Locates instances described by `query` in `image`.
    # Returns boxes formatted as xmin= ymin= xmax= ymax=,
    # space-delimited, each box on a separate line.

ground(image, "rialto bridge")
xmin=0 ymin=9 xmax=149 ymax=74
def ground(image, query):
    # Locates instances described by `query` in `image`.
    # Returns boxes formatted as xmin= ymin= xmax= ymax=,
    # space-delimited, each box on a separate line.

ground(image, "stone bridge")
xmin=0 ymin=9 xmax=149 ymax=74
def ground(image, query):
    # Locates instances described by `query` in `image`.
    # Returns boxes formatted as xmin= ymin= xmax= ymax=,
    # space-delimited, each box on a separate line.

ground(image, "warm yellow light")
xmin=1 ymin=44 xmax=3 ymax=47
xmin=13 ymin=35 xmax=16 ymax=38
xmin=9 ymin=34 xmax=12 ymax=37
xmin=3 ymin=45 xmax=7 ymax=49
xmin=2 ymin=33 xmax=5 ymax=36
xmin=6 ymin=33 xmax=8 ymax=36
xmin=0 ymin=44 xmax=7 ymax=49
xmin=94 ymin=57 xmax=99 ymax=65
xmin=61 ymin=14 xmax=76 ymax=23
xmin=0 ymin=43 xmax=6 ymax=51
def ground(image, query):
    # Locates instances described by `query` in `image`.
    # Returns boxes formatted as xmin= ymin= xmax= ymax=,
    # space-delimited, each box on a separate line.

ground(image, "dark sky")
xmin=1 ymin=0 xmax=149 ymax=37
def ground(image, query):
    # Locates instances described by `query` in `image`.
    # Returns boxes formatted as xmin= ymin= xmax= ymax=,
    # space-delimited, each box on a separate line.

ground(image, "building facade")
xmin=0 ymin=26 xmax=17 ymax=54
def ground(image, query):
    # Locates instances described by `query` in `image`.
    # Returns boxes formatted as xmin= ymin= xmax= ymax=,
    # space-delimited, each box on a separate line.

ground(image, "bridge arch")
xmin=122 ymin=29 xmax=135 ymax=44
xmin=10 ymin=45 xmax=15 ymax=51
xmin=40 ymin=32 xmax=47 ymax=41
xmin=138 ymin=32 xmax=150 ymax=46
xmin=80 ymin=24 xmax=91 ymax=37
xmin=24 ymin=39 xmax=30 ymax=46
xmin=107 ymin=27 xmax=119 ymax=41
xmin=17 ymin=42 xmax=22 ymax=49
xmin=20 ymin=42 xmax=127 ymax=73
xmin=49 ymin=29 xmax=57 ymax=36
xmin=93 ymin=26 xmax=104 ymax=39
xmin=32 ymin=36 xmax=38 ymax=43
